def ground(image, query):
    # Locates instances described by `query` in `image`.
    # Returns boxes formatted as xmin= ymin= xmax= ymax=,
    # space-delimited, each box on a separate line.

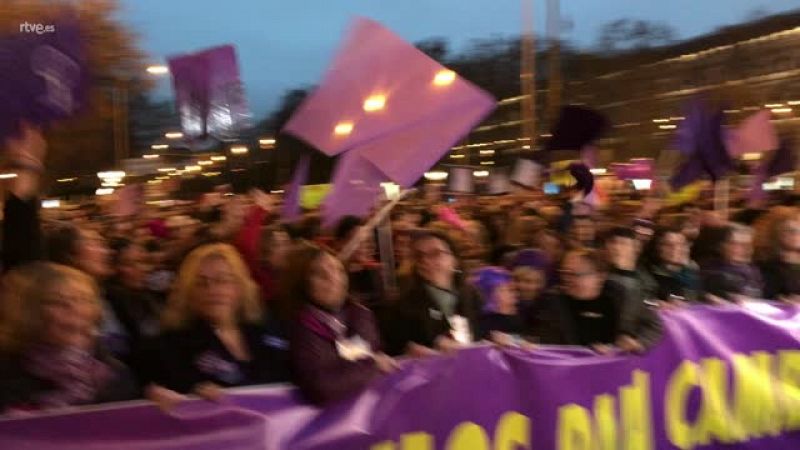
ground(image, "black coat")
xmin=760 ymin=258 xmax=800 ymax=300
xmin=141 ymin=319 xmax=290 ymax=393
xmin=380 ymin=274 xmax=481 ymax=356
xmin=2 ymin=194 xmax=43 ymax=273
xmin=538 ymin=281 xmax=663 ymax=349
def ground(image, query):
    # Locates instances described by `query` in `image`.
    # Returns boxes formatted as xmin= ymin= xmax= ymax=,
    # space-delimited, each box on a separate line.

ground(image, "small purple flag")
xmin=321 ymin=150 xmax=388 ymax=228
xmin=283 ymin=18 xmax=494 ymax=186
xmin=670 ymin=98 xmax=731 ymax=190
xmin=0 ymin=20 xmax=88 ymax=142
xmin=281 ymin=154 xmax=310 ymax=222
xmin=726 ymin=109 xmax=778 ymax=158
xmin=167 ymin=45 xmax=251 ymax=147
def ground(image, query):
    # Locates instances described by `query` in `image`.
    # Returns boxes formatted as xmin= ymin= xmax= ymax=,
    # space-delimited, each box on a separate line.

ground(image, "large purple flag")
xmin=168 ymin=45 xmax=251 ymax=146
xmin=281 ymin=154 xmax=310 ymax=222
xmin=726 ymin=109 xmax=779 ymax=158
xmin=670 ymin=100 xmax=731 ymax=190
xmin=321 ymin=150 xmax=388 ymax=227
xmin=0 ymin=20 xmax=88 ymax=142
xmin=2 ymin=305 xmax=800 ymax=450
xmin=283 ymin=18 xmax=494 ymax=186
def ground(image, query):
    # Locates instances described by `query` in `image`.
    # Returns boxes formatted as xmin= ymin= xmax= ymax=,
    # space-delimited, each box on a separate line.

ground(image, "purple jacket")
xmin=289 ymin=303 xmax=382 ymax=405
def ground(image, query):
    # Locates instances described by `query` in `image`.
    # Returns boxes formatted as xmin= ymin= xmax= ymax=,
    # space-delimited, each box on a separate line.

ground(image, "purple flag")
xmin=168 ymin=45 xmax=251 ymax=147
xmin=283 ymin=18 xmax=494 ymax=186
xmin=611 ymin=158 xmax=654 ymax=180
xmin=670 ymin=98 xmax=731 ymax=190
xmin=749 ymin=137 xmax=797 ymax=205
xmin=0 ymin=20 xmax=88 ymax=142
xmin=726 ymin=109 xmax=778 ymax=157
xmin=321 ymin=150 xmax=388 ymax=228
xmin=281 ymin=154 xmax=310 ymax=222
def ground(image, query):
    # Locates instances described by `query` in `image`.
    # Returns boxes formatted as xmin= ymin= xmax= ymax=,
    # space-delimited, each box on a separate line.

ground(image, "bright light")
xmin=151 ymin=144 xmax=168 ymax=150
xmin=772 ymin=107 xmax=793 ymax=114
xmin=363 ymin=94 xmax=387 ymax=112
xmin=211 ymin=155 xmax=227 ymax=162
xmin=0 ymin=173 xmax=18 ymax=180
xmin=259 ymin=138 xmax=276 ymax=146
xmin=185 ymin=165 xmax=202 ymax=172
xmin=157 ymin=167 xmax=176 ymax=172
xmin=156 ymin=176 xmax=169 ymax=180
xmin=143 ymin=154 xmax=160 ymax=159
xmin=202 ymin=172 xmax=221 ymax=177
xmin=102 ymin=181 xmax=122 ymax=187
xmin=788 ymin=101 xmax=800 ymax=106
xmin=165 ymin=131 xmax=183 ymax=139
xmin=652 ymin=118 xmax=670 ymax=123
xmin=96 ymin=188 xmax=114 ymax=196
xmin=424 ymin=171 xmax=448 ymax=181
xmin=381 ymin=182 xmax=400 ymax=200
xmin=231 ymin=145 xmax=249 ymax=155
xmin=669 ymin=116 xmax=685 ymax=121
xmin=97 ymin=171 xmax=125 ymax=179
xmin=433 ymin=69 xmax=456 ymax=86
xmin=450 ymin=154 xmax=465 ymax=159
xmin=270 ymin=190 xmax=284 ymax=194
xmin=197 ymin=160 xmax=213 ymax=166
xmin=333 ymin=121 xmax=354 ymax=136
xmin=480 ymin=161 xmax=494 ymax=165
xmin=632 ymin=179 xmax=652 ymax=190
xmin=724 ymin=109 xmax=741 ymax=114
xmin=146 ymin=65 xmax=169 ymax=75
xmin=522 ymin=145 xmax=531 ymax=149
xmin=147 ymin=180 xmax=162 ymax=185
xmin=41 ymin=199 xmax=61 ymax=209
xmin=742 ymin=152 xmax=762 ymax=161
xmin=479 ymin=150 xmax=495 ymax=155
xmin=659 ymin=124 xmax=677 ymax=130
xmin=57 ymin=177 xmax=77 ymax=183
xmin=473 ymin=170 xmax=490 ymax=178
xmin=590 ymin=168 xmax=608 ymax=175
xmin=765 ymin=103 xmax=784 ymax=108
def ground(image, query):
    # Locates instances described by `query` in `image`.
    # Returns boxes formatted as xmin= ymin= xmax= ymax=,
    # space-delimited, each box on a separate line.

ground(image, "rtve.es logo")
xmin=19 ymin=22 xmax=56 ymax=35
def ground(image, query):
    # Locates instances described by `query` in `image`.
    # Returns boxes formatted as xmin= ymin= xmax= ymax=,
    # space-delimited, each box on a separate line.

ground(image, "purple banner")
xmin=2 ymin=304 xmax=800 ymax=450
xmin=167 ymin=45 xmax=251 ymax=147
xmin=0 ymin=20 xmax=88 ymax=141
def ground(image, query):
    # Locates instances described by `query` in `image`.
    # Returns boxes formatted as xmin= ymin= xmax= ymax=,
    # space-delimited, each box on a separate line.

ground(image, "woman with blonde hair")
xmin=0 ymin=263 xmax=136 ymax=412
xmin=143 ymin=244 xmax=289 ymax=408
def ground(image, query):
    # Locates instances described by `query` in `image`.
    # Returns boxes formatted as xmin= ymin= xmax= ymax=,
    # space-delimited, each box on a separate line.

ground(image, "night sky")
xmin=119 ymin=0 xmax=799 ymax=116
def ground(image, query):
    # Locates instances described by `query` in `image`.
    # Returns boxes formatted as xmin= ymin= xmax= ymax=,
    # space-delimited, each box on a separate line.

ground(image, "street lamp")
xmin=146 ymin=65 xmax=169 ymax=75
xmin=231 ymin=145 xmax=249 ymax=155
xmin=165 ymin=131 xmax=183 ymax=139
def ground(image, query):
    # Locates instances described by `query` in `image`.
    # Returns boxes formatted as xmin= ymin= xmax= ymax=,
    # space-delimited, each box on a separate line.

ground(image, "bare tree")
xmin=597 ymin=19 xmax=677 ymax=53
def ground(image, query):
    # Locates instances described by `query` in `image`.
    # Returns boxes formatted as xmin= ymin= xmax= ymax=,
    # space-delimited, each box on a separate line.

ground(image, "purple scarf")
xmin=22 ymin=345 xmax=113 ymax=409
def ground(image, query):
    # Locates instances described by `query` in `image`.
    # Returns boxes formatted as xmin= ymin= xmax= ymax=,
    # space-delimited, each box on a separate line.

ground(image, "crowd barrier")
xmin=2 ymin=303 xmax=800 ymax=450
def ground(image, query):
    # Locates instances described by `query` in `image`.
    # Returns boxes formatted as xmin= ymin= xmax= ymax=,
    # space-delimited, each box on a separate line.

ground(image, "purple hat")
xmin=510 ymin=249 xmax=549 ymax=271
xmin=472 ymin=266 xmax=512 ymax=313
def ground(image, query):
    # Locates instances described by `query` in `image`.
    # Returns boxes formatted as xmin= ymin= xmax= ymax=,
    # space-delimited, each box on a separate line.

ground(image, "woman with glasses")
xmin=539 ymin=249 xmax=662 ymax=353
xmin=760 ymin=214 xmax=800 ymax=301
xmin=382 ymin=230 xmax=481 ymax=357
xmin=700 ymin=224 xmax=763 ymax=303
xmin=142 ymin=244 xmax=289 ymax=410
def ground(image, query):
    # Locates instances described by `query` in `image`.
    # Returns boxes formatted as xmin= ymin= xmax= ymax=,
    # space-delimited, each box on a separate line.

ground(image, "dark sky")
xmin=120 ymin=0 xmax=798 ymax=117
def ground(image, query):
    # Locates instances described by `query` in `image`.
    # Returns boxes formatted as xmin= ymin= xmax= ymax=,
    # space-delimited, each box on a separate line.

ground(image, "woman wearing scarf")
xmin=0 ymin=263 xmax=136 ymax=413
xmin=280 ymin=242 xmax=396 ymax=405
xmin=700 ymin=224 xmax=763 ymax=303
xmin=641 ymin=227 xmax=701 ymax=304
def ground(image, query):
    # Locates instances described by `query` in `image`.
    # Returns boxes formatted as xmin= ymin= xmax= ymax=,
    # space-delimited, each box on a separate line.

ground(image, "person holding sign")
xmin=281 ymin=242 xmax=396 ymax=405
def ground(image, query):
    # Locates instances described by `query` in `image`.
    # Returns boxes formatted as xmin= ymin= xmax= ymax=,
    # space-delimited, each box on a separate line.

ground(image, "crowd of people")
xmin=1 ymin=123 xmax=800 ymax=414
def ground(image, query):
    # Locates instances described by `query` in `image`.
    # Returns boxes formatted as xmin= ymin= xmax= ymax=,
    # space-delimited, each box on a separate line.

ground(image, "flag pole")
xmin=520 ymin=0 xmax=536 ymax=152
xmin=714 ymin=178 xmax=730 ymax=220
xmin=338 ymin=188 xmax=417 ymax=262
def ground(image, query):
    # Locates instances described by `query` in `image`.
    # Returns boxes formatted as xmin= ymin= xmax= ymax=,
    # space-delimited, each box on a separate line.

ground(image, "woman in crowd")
xmin=759 ymin=213 xmax=800 ymax=301
xmin=0 ymin=263 xmax=136 ymax=412
xmin=144 ymin=244 xmax=289 ymax=407
xmin=509 ymin=249 xmax=549 ymax=339
xmin=280 ymin=242 xmax=396 ymax=405
xmin=641 ymin=227 xmax=701 ymax=304
xmin=383 ymin=230 xmax=481 ymax=357
xmin=540 ymin=249 xmax=662 ymax=352
xmin=473 ymin=267 xmax=528 ymax=343
xmin=700 ymin=224 xmax=763 ymax=303
xmin=333 ymin=216 xmax=385 ymax=310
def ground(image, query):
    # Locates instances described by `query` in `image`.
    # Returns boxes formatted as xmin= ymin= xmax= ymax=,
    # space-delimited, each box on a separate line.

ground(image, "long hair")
xmin=0 ymin=262 xmax=100 ymax=355
xmin=161 ymin=243 xmax=262 ymax=330
xmin=275 ymin=241 xmax=340 ymax=321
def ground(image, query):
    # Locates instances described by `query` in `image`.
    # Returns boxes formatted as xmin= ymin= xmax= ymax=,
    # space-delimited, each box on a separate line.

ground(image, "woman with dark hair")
xmin=758 ymin=213 xmax=800 ymax=301
xmin=333 ymin=216 xmax=385 ymax=310
xmin=540 ymin=249 xmax=662 ymax=353
xmin=383 ymin=230 xmax=481 ymax=357
xmin=279 ymin=242 xmax=395 ymax=405
xmin=641 ymin=227 xmax=701 ymax=304
xmin=700 ymin=224 xmax=763 ymax=303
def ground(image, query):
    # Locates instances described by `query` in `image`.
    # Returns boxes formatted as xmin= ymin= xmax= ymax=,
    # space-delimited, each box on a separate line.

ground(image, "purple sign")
xmin=0 ymin=20 xmax=88 ymax=142
xmin=2 ymin=304 xmax=800 ymax=450
xmin=167 ymin=45 xmax=251 ymax=147
xmin=612 ymin=158 xmax=654 ymax=180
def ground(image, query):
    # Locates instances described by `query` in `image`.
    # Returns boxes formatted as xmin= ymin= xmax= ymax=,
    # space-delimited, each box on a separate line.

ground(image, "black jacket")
xmin=2 ymin=194 xmax=43 ymax=272
xmin=381 ymin=274 xmax=481 ymax=356
xmin=142 ymin=319 xmax=290 ymax=393
xmin=760 ymin=258 xmax=800 ymax=300
xmin=538 ymin=281 xmax=663 ymax=349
